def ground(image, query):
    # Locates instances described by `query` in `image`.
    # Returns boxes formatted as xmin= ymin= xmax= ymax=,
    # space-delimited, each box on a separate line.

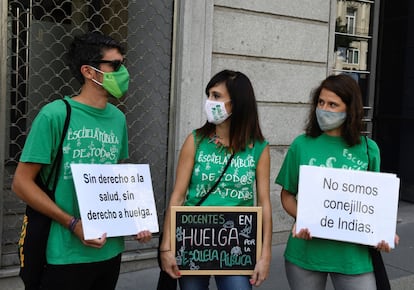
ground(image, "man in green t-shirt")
xmin=12 ymin=32 xmax=152 ymax=290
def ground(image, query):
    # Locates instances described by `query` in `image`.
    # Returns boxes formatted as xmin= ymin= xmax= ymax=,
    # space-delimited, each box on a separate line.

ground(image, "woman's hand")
xmin=160 ymin=250 xmax=181 ymax=279
xmin=376 ymin=234 xmax=400 ymax=253
xmin=292 ymin=222 xmax=312 ymax=240
xmin=249 ymin=255 xmax=270 ymax=287
xmin=135 ymin=230 xmax=152 ymax=243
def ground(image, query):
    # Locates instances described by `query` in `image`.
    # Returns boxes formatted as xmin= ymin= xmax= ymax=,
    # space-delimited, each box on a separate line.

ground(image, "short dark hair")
xmin=305 ymin=74 xmax=364 ymax=146
xmin=197 ymin=69 xmax=264 ymax=152
xmin=67 ymin=32 xmax=124 ymax=84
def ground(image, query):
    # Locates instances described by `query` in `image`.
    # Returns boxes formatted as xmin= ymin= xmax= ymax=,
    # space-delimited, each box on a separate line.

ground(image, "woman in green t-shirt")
xmin=276 ymin=74 xmax=399 ymax=290
xmin=159 ymin=70 xmax=272 ymax=290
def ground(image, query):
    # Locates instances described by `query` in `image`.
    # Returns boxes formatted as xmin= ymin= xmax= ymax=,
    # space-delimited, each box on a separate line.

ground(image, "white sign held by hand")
xmin=296 ymin=165 xmax=399 ymax=248
xmin=71 ymin=163 xmax=159 ymax=239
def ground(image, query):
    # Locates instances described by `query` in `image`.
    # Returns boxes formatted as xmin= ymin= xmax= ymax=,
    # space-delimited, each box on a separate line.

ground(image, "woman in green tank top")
xmin=159 ymin=70 xmax=272 ymax=290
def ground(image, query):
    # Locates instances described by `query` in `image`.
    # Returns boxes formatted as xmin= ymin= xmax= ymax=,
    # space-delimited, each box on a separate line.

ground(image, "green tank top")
xmin=184 ymin=131 xmax=268 ymax=206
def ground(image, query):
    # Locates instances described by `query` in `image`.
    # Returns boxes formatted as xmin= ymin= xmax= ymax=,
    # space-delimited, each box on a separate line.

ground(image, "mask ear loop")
xmin=88 ymin=65 xmax=105 ymax=74
xmin=88 ymin=65 xmax=104 ymax=86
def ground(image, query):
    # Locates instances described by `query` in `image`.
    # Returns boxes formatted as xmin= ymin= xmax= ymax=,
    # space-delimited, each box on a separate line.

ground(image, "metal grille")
xmin=2 ymin=0 xmax=173 ymax=267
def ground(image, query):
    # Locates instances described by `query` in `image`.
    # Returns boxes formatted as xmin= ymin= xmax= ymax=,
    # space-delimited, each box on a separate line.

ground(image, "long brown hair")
xmin=196 ymin=70 xmax=264 ymax=152
xmin=305 ymin=74 xmax=364 ymax=146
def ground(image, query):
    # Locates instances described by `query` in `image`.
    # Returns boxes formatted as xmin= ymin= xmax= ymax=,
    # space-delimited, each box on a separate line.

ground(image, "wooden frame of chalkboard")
xmin=171 ymin=206 xmax=262 ymax=275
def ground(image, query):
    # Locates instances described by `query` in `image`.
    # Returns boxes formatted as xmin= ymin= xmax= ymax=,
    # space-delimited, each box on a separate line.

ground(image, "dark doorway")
xmin=374 ymin=0 xmax=414 ymax=202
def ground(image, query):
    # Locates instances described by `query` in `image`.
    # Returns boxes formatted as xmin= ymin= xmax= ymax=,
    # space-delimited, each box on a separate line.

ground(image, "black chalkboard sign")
xmin=171 ymin=206 xmax=262 ymax=275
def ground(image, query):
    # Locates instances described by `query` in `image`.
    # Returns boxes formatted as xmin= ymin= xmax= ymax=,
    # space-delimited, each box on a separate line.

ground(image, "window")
xmin=346 ymin=8 xmax=356 ymax=35
xmin=333 ymin=0 xmax=377 ymax=135
xmin=347 ymin=48 xmax=360 ymax=64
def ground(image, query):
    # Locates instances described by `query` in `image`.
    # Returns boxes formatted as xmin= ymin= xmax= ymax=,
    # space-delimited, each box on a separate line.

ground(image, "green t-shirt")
xmin=20 ymin=96 xmax=129 ymax=265
xmin=275 ymin=133 xmax=380 ymax=274
xmin=184 ymin=131 xmax=268 ymax=206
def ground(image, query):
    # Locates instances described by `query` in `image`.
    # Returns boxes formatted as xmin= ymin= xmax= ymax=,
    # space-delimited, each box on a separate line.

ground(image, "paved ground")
xmin=116 ymin=201 xmax=414 ymax=290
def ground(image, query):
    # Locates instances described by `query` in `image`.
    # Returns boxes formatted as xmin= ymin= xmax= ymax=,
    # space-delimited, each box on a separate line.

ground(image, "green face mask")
xmin=90 ymin=65 xmax=130 ymax=98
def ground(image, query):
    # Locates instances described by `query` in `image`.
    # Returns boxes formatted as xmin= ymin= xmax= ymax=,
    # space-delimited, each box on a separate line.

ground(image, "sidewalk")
xmin=116 ymin=201 xmax=414 ymax=290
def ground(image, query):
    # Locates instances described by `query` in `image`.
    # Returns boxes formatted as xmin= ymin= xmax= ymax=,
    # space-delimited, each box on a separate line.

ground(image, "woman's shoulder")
xmin=250 ymin=139 xmax=269 ymax=159
xmin=180 ymin=131 xmax=196 ymax=150
xmin=290 ymin=133 xmax=310 ymax=145
xmin=362 ymin=136 xmax=380 ymax=154
xmin=286 ymin=134 xmax=323 ymax=154
xmin=191 ymin=130 xmax=202 ymax=144
xmin=253 ymin=138 xmax=269 ymax=147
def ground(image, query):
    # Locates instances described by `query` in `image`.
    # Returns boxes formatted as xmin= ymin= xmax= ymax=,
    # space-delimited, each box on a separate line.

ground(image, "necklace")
xmin=209 ymin=133 xmax=230 ymax=152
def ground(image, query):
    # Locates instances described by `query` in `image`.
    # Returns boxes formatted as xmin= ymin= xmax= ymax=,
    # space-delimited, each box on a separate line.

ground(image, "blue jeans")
xmin=179 ymin=275 xmax=251 ymax=290
xmin=285 ymin=260 xmax=376 ymax=290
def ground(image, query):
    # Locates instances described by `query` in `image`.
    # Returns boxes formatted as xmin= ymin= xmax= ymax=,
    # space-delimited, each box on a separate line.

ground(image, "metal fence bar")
xmin=0 ymin=0 xmax=10 ymax=269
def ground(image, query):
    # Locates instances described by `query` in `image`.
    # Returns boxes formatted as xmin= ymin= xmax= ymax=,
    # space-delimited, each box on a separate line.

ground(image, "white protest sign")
xmin=71 ymin=163 xmax=159 ymax=239
xmin=296 ymin=165 xmax=399 ymax=248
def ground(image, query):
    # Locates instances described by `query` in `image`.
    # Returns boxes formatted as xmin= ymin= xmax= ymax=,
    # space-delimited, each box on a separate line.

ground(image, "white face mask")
xmin=204 ymin=99 xmax=231 ymax=125
xmin=316 ymin=108 xmax=347 ymax=131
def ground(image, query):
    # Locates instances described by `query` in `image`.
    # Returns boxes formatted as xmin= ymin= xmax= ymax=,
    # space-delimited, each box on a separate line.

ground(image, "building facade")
xmin=1 ymin=0 xmax=412 ymax=287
